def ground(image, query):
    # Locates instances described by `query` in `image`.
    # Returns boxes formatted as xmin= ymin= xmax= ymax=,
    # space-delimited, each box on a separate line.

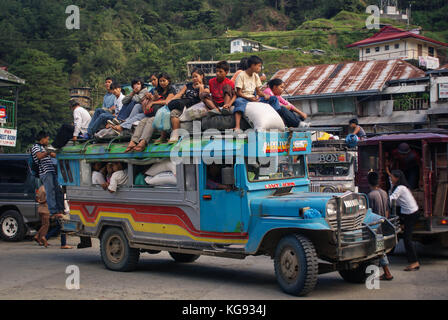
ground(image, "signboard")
xmin=0 ymin=106 xmax=6 ymax=124
xmin=308 ymin=153 xmax=349 ymax=164
xmin=439 ymin=83 xmax=448 ymax=99
xmin=0 ymin=128 xmax=17 ymax=147
xmin=419 ymin=56 xmax=440 ymax=70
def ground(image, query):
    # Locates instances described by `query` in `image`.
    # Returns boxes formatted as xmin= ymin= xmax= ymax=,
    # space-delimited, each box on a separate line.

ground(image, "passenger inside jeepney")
xmin=105 ymin=162 xmax=128 ymax=193
xmin=91 ymin=162 xmax=106 ymax=185
xmin=206 ymin=164 xmax=231 ymax=191
xmin=385 ymin=143 xmax=422 ymax=190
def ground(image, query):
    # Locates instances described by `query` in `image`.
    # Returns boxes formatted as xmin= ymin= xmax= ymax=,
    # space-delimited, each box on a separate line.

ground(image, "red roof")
xmin=347 ymin=26 xmax=448 ymax=48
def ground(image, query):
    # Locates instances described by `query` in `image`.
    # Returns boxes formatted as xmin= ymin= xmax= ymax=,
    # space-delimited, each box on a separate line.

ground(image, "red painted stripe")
xmin=70 ymin=201 xmax=248 ymax=240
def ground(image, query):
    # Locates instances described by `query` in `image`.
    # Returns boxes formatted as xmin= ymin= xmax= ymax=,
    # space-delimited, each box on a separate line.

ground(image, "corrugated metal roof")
xmin=274 ymin=59 xmax=425 ymax=99
xmin=0 ymin=68 xmax=25 ymax=86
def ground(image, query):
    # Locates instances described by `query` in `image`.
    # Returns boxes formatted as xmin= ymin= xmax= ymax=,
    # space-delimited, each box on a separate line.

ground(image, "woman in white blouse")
xmin=386 ymin=168 xmax=420 ymax=271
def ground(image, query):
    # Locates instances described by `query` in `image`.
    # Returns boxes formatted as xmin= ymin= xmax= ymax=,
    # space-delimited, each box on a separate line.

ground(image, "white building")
xmin=230 ymin=38 xmax=261 ymax=54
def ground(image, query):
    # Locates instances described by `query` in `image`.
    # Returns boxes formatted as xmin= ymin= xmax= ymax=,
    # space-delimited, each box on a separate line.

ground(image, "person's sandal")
xmin=33 ymin=236 xmax=42 ymax=245
xmin=41 ymin=237 xmax=49 ymax=248
xmin=124 ymin=142 xmax=137 ymax=153
xmin=404 ymin=265 xmax=420 ymax=271
xmin=61 ymin=245 xmax=73 ymax=249
xmin=133 ymin=141 xmax=146 ymax=152
xmin=379 ymin=274 xmax=394 ymax=281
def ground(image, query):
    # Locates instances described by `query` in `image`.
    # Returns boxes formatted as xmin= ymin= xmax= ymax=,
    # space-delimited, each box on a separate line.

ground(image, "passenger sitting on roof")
xmin=263 ymin=78 xmax=307 ymax=128
xmin=125 ymin=73 xmax=177 ymax=152
xmin=156 ymin=68 xmax=208 ymax=144
xmin=105 ymin=78 xmax=150 ymax=136
xmin=101 ymin=162 xmax=128 ymax=193
xmin=200 ymin=61 xmax=236 ymax=114
xmin=233 ymin=56 xmax=277 ymax=132
xmin=348 ymin=119 xmax=366 ymax=140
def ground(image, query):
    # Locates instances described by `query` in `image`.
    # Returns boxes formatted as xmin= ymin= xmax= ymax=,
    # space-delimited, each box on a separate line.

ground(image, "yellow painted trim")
xmin=70 ymin=210 xmax=248 ymax=244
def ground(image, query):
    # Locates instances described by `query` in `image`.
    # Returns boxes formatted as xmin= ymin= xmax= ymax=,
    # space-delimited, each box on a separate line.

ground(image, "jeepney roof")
xmin=57 ymin=131 xmax=313 ymax=160
xmin=361 ymin=132 xmax=448 ymax=145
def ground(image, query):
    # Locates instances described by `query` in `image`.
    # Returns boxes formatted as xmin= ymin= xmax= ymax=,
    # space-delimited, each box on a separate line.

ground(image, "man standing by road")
xmin=367 ymin=171 xmax=394 ymax=281
xmin=31 ymin=131 xmax=65 ymax=219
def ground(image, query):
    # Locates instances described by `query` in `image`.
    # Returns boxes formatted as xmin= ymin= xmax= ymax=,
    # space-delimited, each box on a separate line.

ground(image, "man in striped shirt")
xmin=31 ymin=131 xmax=64 ymax=218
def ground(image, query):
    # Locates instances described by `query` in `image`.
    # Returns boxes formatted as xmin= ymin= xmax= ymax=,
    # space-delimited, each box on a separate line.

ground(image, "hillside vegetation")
xmin=0 ymin=0 xmax=447 ymax=151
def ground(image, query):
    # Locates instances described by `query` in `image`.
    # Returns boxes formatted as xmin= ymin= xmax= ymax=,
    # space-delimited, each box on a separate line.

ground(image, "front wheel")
xmin=0 ymin=210 xmax=26 ymax=242
xmin=169 ymin=252 xmax=200 ymax=263
xmin=100 ymin=227 xmax=140 ymax=272
xmin=274 ymin=234 xmax=318 ymax=296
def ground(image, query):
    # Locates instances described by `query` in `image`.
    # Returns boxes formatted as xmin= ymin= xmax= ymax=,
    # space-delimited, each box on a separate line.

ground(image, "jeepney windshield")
xmin=308 ymin=163 xmax=351 ymax=177
xmin=246 ymin=155 xmax=306 ymax=182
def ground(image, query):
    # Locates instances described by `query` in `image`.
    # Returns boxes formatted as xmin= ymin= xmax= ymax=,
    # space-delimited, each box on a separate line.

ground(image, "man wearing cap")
xmin=390 ymin=143 xmax=422 ymax=190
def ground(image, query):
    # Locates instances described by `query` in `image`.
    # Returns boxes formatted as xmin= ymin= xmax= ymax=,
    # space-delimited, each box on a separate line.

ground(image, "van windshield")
xmin=308 ymin=163 xmax=351 ymax=177
xmin=246 ymin=156 xmax=306 ymax=182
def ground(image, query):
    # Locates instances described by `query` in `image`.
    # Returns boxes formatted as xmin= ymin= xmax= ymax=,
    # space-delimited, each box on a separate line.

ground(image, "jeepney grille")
xmin=327 ymin=213 xmax=365 ymax=231
xmin=327 ymin=194 xmax=367 ymax=231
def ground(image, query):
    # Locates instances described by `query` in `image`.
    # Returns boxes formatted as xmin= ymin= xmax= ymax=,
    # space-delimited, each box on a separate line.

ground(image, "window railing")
xmin=360 ymin=49 xmax=430 ymax=61
xmin=393 ymin=98 xmax=429 ymax=111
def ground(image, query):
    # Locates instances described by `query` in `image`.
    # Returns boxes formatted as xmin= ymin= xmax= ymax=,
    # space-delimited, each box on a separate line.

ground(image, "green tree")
xmin=8 ymin=49 xmax=70 ymax=151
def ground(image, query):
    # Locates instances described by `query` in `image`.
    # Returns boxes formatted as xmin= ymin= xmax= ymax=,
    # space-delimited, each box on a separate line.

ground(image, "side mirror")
xmin=221 ymin=167 xmax=235 ymax=186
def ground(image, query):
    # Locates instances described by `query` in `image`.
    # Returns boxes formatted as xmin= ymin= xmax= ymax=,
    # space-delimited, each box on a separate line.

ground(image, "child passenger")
xmin=159 ymin=68 xmax=208 ymax=144
xmin=263 ymin=78 xmax=307 ymax=127
xmin=201 ymin=60 xmax=236 ymax=113
xmin=233 ymin=55 xmax=277 ymax=131
xmin=125 ymin=73 xmax=176 ymax=152
xmin=102 ymin=162 xmax=128 ymax=193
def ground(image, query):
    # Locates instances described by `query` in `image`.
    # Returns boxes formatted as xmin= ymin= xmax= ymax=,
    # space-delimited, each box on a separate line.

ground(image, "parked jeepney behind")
xmin=58 ymin=130 xmax=398 ymax=296
xmin=308 ymin=139 xmax=358 ymax=193
xmin=356 ymin=129 xmax=448 ymax=248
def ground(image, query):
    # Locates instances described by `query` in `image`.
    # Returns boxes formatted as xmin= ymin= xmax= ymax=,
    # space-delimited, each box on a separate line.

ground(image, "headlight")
xmin=358 ymin=195 xmax=367 ymax=211
xmin=326 ymin=199 xmax=338 ymax=217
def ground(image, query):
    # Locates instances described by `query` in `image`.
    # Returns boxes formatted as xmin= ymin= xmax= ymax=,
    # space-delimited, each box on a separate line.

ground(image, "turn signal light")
xmin=440 ymin=219 xmax=447 ymax=226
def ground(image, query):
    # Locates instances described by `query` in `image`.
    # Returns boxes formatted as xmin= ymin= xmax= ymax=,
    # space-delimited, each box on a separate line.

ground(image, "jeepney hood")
xmin=250 ymin=192 xmax=337 ymax=218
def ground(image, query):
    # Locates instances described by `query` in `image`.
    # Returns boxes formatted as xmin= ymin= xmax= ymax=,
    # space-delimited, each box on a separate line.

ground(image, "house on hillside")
xmin=426 ymin=64 xmax=448 ymax=129
xmin=230 ymin=38 xmax=278 ymax=54
xmin=347 ymin=26 xmax=448 ymax=69
xmin=272 ymin=59 xmax=436 ymax=134
xmin=187 ymin=60 xmax=240 ymax=78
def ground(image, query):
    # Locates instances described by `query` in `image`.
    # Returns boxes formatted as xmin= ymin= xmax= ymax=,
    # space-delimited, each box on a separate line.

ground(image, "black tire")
xmin=169 ymin=252 xmax=200 ymax=263
xmin=274 ymin=234 xmax=318 ymax=296
xmin=0 ymin=210 xmax=26 ymax=242
xmin=339 ymin=262 xmax=370 ymax=283
xmin=100 ymin=227 xmax=140 ymax=272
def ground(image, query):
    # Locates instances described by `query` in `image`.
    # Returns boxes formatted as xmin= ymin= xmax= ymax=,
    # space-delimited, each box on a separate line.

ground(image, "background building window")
xmin=375 ymin=47 xmax=380 ymax=52
xmin=385 ymin=45 xmax=390 ymax=51
xmin=429 ymin=47 xmax=435 ymax=57
xmin=366 ymin=48 xmax=371 ymax=54
xmin=395 ymin=43 xmax=400 ymax=49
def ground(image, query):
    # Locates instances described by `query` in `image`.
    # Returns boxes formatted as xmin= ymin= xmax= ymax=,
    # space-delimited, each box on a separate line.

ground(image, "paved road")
xmin=0 ymin=236 xmax=447 ymax=300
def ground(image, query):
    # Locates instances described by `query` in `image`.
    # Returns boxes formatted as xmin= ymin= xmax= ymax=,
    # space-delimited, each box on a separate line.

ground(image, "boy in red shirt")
xmin=201 ymin=60 xmax=236 ymax=113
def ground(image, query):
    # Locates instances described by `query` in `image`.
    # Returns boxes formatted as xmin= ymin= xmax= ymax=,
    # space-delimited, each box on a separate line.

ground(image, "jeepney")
xmin=356 ymin=130 xmax=448 ymax=248
xmin=58 ymin=131 xmax=398 ymax=296
xmin=308 ymin=140 xmax=358 ymax=193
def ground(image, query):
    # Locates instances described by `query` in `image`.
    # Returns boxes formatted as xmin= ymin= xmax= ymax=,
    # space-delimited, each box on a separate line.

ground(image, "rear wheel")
xmin=100 ymin=227 xmax=140 ymax=271
xmin=274 ymin=234 xmax=318 ymax=296
xmin=169 ymin=252 xmax=200 ymax=263
xmin=339 ymin=262 xmax=370 ymax=283
xmin=0 ymin=210 xmax=26 ymax=242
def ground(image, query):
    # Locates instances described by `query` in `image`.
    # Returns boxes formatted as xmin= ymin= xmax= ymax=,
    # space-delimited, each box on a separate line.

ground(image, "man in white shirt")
xmin=111 ymin=82 xmax=125 ymax=115
xmin=71 ymin=100 xmax=91 ymax=141
xmin=101 ymin=162 xmax=128 ymax=193
xmin=91 ymin=162 xmax=106 ymax=185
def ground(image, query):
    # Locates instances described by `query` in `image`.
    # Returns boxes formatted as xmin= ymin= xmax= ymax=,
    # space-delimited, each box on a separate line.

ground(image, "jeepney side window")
xmin=184 ymin=164 xmax=197 ymax=191
xmin=132 ymin=163 xmax=177 ymax=188
xmin=359 ymin=146 xmax=379 ymax=171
